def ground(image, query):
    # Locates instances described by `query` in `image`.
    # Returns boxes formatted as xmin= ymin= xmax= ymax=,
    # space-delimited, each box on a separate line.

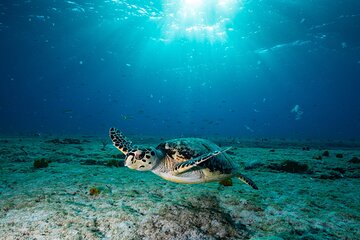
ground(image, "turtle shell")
xmin=155 ymin=138 xmax=235 ymax=174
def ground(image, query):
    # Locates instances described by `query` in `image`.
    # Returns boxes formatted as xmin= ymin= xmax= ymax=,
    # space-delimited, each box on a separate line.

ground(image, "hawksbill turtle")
xmin=109 ymin=127 xmax=258 ymax=189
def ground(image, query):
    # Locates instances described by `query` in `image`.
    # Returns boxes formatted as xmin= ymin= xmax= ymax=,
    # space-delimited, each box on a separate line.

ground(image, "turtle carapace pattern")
xmin=109 ymin=127 xmax=258 ymax=190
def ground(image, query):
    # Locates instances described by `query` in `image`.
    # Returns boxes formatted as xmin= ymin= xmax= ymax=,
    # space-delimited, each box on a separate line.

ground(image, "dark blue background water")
xmin=0 ymin=0 xmax=359 ymax=139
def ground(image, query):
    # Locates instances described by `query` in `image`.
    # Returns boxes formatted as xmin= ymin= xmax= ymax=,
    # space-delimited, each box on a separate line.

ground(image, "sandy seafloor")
xmin=0 ymin=135 xmax=359 ymax=240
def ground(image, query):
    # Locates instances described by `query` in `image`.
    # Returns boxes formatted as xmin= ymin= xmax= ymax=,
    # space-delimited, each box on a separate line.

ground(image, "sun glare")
xmin=162 ymin=0 xmax=243 ymax=42
xmin=184 ymin=0 xmax=204 ymax=8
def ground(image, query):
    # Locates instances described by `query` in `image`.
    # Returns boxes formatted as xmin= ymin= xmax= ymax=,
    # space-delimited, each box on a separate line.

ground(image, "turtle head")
xmin=109 ymin=127 xmax=162 ymax=171
xmin=124 ymin=147 xmax=161 ymax=171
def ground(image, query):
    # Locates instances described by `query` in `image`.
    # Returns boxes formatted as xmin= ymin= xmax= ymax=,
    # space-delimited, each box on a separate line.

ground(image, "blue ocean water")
xmin=0 ymin=0 xmax=359 ymax=139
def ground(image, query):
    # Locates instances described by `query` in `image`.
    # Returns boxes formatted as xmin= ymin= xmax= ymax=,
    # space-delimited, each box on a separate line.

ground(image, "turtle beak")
xmin=124 ymin=154 xmax=133 ymax=168
xmin=124 ymin=156 xmax=139 ymax=170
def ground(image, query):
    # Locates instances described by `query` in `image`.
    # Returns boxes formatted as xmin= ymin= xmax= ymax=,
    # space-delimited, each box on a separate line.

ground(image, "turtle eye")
xmin=135 ymin=151 xmax=145 ymax=160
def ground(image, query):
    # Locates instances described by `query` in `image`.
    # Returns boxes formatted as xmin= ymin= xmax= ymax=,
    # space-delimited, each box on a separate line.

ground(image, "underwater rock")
xmin=45 ymin=138 xmax=81 ymax=144
xmin=139 ymin=195 xmax=249 ymax=239
xmin=80 ymin=159 xmax=100 ymax=165
xmin=318 ymin=172 xmax=342 ymax=180
xmin=269 ymin=149 xmax=275 ymax=152
xmin=348 ymin=157 xmax=360 ymax=164
xmin=268 ymin=160 xmax=309 ymax=173
xmin=45 ymin=138 xmax=62 ymax=144
xmin=79 ymin=159 xmax=124 ymax=167
xmin=322 ymin=150 xmax=330 ymax=157
xmin=336 ymin=153 xmax=343 ymax=158
xmin=33 ymin=158 xmax=49 ymax=169
xmin=62 ymin=138 xmax=81 ymax=144
xmin=106 ymin=160 xmax=124 ymax=167
xmin=313 ymin=155 xmax=322 ymax=160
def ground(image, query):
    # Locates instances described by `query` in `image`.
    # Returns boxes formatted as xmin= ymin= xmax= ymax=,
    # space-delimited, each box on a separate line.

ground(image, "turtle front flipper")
xmin=237 ymin=173 xmax=258 ymax=190
xmin=173 ymin=150 xmax=223 ymax=175
xmin=109 ymin=127 xmax=133 ymax=155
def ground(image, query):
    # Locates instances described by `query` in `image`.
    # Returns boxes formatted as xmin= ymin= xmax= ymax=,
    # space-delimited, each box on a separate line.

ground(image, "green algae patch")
xmin=269 ymin=160 xmax=309 ymax=173
xmin=33 ymin=158 xmax=50 ymax=169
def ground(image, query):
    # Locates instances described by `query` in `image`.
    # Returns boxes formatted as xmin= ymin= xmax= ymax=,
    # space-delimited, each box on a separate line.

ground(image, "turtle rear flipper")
xmin=109 ymin=127 xmax=133 ymax=155
xmin=237 ymin=173 xmax=258 ymax=190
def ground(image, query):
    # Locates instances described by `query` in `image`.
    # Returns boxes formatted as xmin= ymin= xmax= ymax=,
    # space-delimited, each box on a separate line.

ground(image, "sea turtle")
xmin=109 ymin=127 xmax=258 ymax=190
